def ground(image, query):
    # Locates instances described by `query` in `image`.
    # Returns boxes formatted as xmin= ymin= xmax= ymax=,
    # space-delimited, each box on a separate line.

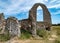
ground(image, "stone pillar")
xmin=29 ymin=10 xmax=37 ymax=37
xmin=6 ymin=17 xmax=21 ymax=37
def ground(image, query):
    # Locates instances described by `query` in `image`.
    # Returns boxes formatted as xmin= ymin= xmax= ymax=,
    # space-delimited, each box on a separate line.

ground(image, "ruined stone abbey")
xmin=0 ymin=3 xmax=52 ymax=37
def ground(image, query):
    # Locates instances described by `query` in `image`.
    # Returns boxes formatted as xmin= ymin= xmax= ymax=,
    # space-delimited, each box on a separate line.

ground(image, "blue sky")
xmin=0 ymin=0 xmax=60 ymax=24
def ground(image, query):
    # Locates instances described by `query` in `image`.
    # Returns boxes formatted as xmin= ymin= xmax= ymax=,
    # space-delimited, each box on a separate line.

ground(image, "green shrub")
xmin=55 ymin=40 xmax=60 ymax=43
xmin=20 ymin=29 xmax=31 ymax=39
xmin=37 ymin=29 xmax=50 ymax=39
xmin=0 ymin=29 xmax=10 ymax=41
xmin=0 ymin=28 xmax=2 ymax=32
xmin=0 ymin=34 xmax=10 ymax=41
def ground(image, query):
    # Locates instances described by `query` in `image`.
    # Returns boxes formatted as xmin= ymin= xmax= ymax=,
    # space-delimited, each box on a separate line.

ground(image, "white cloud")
xmin=47 ymin=3 xmax=60 ymax=8
xmin=50 ymin=0 xmax=57 ymax=3
xmin=45 ymin=0 xmax=48 ymax=2
xmin=0 ymin=0 xmax=60 ymax=16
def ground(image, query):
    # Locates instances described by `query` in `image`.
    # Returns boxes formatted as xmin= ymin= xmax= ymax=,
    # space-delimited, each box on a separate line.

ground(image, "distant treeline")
xmin=52 ymin=24 xmax=60 ymax=26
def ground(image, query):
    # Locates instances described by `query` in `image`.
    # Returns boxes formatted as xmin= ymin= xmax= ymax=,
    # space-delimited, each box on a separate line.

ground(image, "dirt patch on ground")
xmin=4 ymin=37 xmax=44 ymax=43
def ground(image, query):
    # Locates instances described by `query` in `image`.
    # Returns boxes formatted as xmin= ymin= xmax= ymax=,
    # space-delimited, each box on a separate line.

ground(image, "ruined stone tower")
xmin=5 ymin=17 xmax=21 ymax=37
xmin=0 ymin=13 xmax=5 ymax=34
xmin=29 ymin=3 xmax=52 ymax=36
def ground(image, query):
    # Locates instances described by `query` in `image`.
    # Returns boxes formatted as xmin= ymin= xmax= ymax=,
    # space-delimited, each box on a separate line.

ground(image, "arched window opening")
xmin=36 ymin=6 xmax=43 ymax=22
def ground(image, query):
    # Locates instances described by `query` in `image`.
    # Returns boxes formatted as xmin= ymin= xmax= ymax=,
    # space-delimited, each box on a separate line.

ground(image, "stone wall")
xmin=5 ymin=17 xmax=21 ymax=37
xmin=37 ymin=22 xmax=51 ymax=30
xmin=20 ymin=18 xmax=32 ymax=32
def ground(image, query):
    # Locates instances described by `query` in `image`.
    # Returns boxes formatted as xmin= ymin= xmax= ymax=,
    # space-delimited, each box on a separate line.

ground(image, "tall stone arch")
xmin=29 ymin=3 xmax=51 ymax=36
